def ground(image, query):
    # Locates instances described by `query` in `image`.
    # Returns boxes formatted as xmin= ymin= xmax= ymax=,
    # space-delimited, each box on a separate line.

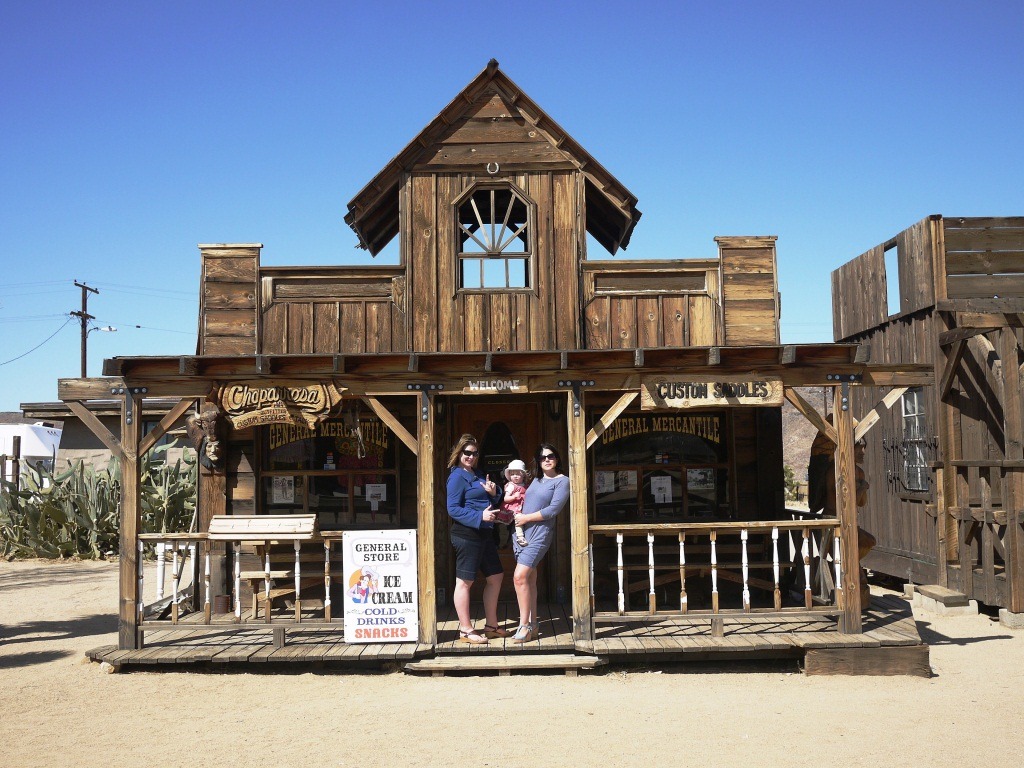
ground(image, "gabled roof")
xmin=345 ymin=59 xmax=642 ymax=257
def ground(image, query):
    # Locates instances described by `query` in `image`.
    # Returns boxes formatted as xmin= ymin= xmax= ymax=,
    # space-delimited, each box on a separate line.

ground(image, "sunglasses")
xmin=462 ymin=449 xmax=479 ymax=457
xmin=540 ymin=453 xmax=557 ymax=461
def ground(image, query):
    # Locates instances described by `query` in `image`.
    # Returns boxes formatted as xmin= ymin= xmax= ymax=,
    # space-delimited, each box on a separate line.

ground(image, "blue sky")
xmin=1 ymin=1 xmax=1022 ymax=411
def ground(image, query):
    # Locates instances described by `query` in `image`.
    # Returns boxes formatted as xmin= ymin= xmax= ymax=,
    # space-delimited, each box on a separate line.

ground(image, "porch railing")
xmin=135 ymin=532 xmax=348 ymax=629
xmin=588 ymin=519 xmax=844 ymax=622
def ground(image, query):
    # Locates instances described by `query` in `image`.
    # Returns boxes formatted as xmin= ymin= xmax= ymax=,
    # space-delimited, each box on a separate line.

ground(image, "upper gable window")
xmin=456 ymin=183 xmax=534 ymax=290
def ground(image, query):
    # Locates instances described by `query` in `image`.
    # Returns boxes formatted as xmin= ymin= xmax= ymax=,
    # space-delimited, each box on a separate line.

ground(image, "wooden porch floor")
xmin=86 ymin=592 xmax=928 ymax=674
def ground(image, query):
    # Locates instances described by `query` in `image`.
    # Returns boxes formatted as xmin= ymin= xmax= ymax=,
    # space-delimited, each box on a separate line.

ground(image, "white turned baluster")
xmin=616 ymin=533 xmax=624 ymax=614
xmin=772 ymin=527 xmax=781 ymax=610
xmin=324 ymin=540 xmax=332 ymax=622
xmin=234 ymin=545 xmax=241 ymax=622
xmin=171 ymin=540 xmax=180 ymax=623
xmin=678 ymin=532 xmax=687 ymax=613
xmin=802 ymin=527 xmax=812 ymax=609
xmin=264 ymin=544 xmax=272 ymax=623
xmin=647 ymin=532 xmax=656 ymax=613
xmin=710 ymin=530 xmax=719 ymax=614
xmin=203 ymin=546 xmax=211 ymax=623
xmin=155 ymin=542 xmax=166 ymax=601
xmin=137 ymin=539 xmax=145 ymax=625
xmin=834 ymin=528 xmax=842 ymax=607
xmin=294 ymin=539 xmax=302 ymax=622
xmin=741 ymin=529 xmax=750 ymax=612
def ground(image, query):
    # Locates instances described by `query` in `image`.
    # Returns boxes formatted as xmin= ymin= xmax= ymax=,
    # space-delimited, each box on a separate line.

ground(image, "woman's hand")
xmin=481 ymin=477 xmax=497 ymax=496
xmin=481 ymin=506 xmax=497 ymax=523
xmin=513 ymin=512 xmax=528 ymax=527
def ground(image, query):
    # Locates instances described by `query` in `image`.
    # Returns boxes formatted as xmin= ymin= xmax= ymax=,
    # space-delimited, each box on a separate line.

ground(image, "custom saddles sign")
xmin=640 ymin=375 xmax=783 ymax=409
xmin=216 ymin=381 xmax=343 ymax=429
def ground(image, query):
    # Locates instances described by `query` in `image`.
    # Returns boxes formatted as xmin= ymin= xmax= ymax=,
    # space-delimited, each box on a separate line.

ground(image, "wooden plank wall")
xmin=199 ymin=245 xmax=260 ymax=355
xmin=831 ymin=245 xmax=888 ymax=341
xmin=895 ymin=216 xmax=937 ymax=315
xmin=717 ymin=237 xmax=780 ymax=345
xmin=944 ymin=216 xmax=1024 ymax=299
xmin=404 ymin=170 xmax=581 ymax=353
xmin=260 ymin=270 xmax=408 ymax=355
xmin=581 ymin=261 xmax=721 ymax=349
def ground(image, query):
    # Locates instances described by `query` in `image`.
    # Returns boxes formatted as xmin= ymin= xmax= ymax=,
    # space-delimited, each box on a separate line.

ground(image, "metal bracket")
xmin=840 ymin=381 xmax=850 ymax=412
xmin=113 ymin=386 xmax=148 ymax=426
xmin=407 ymin=383 xmax=446 ymax=421
xmin=557 ymin=379 xmax=596 ymax=418
xmin=825 ymin=373 xmax=862 ymax=383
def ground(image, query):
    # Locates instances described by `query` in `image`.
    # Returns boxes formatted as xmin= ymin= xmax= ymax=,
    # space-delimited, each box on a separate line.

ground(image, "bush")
xmin=0 ymin=445 xmax=196 ymax=559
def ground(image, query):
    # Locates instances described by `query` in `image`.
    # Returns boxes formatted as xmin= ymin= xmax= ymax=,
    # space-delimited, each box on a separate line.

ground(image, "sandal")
xmin=483 ymin=624 xmax=510 ymax=639
xmin=511 ymin=624 xmax=533 ymax=644
xmin=459 ymin=628 xmax=489 ymax=645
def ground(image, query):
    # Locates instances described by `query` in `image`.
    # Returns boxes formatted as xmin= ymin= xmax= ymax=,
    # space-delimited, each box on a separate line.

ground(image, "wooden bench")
xmin=208 ymin=515 xmax=319 ymax=622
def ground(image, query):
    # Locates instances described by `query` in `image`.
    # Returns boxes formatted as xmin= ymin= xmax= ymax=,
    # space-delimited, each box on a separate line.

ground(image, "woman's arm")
xmin=536 ymin=476 xmax=569 ymax=520
xmin=446 ymin=472 xmax=481 ymax=528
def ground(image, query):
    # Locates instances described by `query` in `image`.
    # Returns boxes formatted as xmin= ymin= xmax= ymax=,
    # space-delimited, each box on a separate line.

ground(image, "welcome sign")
xmin=342 ymin=529 xmax=418 ymax=644
xmin=641 ymin=376 xmax=783 ymax=409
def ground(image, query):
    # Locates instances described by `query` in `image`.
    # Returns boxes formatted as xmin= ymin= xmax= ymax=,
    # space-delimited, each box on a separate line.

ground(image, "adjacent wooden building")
xmin=832 ymin=216 xmax=1024 ymax=619
xmin=73 ymin=61 xmax=931 ymax=674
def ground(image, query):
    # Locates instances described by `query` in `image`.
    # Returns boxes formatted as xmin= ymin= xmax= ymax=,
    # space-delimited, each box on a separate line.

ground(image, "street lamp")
xmin=82 ymin=325 xmax=117 ymax=377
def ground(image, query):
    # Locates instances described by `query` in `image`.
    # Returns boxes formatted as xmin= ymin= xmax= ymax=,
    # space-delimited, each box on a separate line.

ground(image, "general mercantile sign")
xmin=216 ymin=381 xmax=343 ymax=429
xmin=640 ymin=375 xmax=784 ymax=409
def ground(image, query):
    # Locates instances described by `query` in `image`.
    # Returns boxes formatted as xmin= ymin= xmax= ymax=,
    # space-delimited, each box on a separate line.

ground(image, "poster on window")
xmin=365 ymin=483 xmax=387 ymax=512
xmin=595 ymin=471 xmax=615 ymax=495
xmin=271 ymin=476 xmax=294 ymax=504
xmin=687 ymin=469 xmax=716 ymax=491
xmin=617 ymin=470 xmax=637 ymax=491
xmin=651 ymin=476 xmax=673 ymax=504
xmin=343 ymin=529 xmax=418 ymax=644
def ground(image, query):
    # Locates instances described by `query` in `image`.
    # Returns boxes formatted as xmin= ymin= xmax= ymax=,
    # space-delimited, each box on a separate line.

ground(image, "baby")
xmin=498 ymin=459 xmax=530 ymax=546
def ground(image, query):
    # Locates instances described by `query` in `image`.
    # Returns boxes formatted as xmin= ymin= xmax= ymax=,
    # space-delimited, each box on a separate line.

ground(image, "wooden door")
xmin=454 ymin=401 xmax=541 ymax=602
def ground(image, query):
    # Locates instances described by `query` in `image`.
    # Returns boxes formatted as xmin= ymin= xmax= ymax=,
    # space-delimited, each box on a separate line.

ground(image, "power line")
xmin=0 ymin=316 xmax=74 ymax=366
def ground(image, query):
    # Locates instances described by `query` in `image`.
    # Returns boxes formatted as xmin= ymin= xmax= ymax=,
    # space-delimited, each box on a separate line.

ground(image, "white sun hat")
xmin=504 ymin=459 xmax=529 ymax=480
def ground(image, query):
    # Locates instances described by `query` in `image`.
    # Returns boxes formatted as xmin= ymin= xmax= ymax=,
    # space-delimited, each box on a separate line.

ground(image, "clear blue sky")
xmin=2 ymin=1 xmax=1022 ymax=412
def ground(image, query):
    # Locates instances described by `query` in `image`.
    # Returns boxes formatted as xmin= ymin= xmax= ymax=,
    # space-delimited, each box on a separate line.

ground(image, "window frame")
xmin=900 ymin=387 xmax=930 ymax=494
xmin=452 ymin=181 xmax=537 ymax=295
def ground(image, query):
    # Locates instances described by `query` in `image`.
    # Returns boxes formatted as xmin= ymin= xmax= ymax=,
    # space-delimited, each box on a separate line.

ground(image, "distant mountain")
xmin=782 ymin=387 xmax=831 ymax=480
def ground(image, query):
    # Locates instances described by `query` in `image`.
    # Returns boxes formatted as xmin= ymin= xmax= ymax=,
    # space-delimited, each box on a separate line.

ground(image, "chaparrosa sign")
xmin=216 ymin=381 xmax=344 ymax=429
xmin=640 ymin=376 xmax=783 ymax=409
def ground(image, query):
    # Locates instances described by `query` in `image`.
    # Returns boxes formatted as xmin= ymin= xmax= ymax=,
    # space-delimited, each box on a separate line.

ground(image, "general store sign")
xmin=342 ymin=529 xmax=418 ymax=644
xmin=640 ymin=376 xmax=783 ymax=409
xmin=216 ymin=381 xmax=342 ymax=429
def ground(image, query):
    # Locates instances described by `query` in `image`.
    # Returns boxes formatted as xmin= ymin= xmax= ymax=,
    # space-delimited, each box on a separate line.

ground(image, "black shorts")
xmin=450 ymin=522 xmax=503 ymax=582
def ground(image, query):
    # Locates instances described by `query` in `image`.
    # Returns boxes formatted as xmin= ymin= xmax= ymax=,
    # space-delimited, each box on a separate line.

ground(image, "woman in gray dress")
xmin=511 ymin=443 xmax=569 ymax=643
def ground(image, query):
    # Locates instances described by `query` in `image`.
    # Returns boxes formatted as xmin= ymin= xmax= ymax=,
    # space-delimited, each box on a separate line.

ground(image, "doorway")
xmin=454 ymin=400 xmax=542 ymax=602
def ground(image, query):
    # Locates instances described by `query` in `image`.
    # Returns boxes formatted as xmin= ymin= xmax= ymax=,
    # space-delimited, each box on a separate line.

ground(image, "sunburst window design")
xmin=456 ymin=184 xmax=533 ymax=290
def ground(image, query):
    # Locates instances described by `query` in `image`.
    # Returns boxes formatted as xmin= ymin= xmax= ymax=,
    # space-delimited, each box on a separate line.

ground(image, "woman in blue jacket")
xmin=446 ymin=433 xmax=507 ymax=644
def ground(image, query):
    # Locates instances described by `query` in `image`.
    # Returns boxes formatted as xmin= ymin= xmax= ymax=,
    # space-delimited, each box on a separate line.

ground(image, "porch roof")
xmin=57 ymin=343 xmax=935 ymax=400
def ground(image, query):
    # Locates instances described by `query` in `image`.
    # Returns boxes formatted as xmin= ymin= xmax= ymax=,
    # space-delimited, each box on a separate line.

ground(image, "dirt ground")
xmin=2 ymin=560 xmax=1023 ymax=768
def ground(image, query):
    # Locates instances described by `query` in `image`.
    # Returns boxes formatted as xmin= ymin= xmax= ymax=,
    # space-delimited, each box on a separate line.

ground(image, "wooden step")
xmin=915 ymin=584 xmax=969 ymax=607
xmin=404 ymin=653 xmax=606 ymax=677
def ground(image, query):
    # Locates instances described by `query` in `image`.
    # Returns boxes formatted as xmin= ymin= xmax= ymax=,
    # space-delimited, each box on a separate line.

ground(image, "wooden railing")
xmin=589 ymin=519 xmax=843 ymax=623
xmin=135 ymin=531 xmax=348 ymax=629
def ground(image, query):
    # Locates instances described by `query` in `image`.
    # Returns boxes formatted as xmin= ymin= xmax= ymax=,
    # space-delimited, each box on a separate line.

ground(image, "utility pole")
xmin=70 ymin=281 xmax=98 ymax=377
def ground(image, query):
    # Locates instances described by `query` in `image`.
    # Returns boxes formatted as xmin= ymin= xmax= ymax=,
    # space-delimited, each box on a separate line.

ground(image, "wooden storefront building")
xmin=832 ymin=216 xmax=1024 ymax=622
xmin=77 ymin=61 xmax=930 ymax=674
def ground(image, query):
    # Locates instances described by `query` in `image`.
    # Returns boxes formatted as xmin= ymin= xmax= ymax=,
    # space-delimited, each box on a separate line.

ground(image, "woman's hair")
xmin=532 ymin=442 xmax=562 ymax=476
xmin=447 ymin=433 xmax=479 ymax=470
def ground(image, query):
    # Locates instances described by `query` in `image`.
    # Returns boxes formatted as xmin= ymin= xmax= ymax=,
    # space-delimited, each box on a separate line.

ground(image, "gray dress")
xmin=512 ymin=474 xmax=569 ymax=568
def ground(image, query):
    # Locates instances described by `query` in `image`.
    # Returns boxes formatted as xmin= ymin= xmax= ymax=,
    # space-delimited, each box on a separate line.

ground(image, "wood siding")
xmin=944 ymin=217 xmax=1024 ymax=300
xmin=198 ymin=245 xmax=260 ymax=355
xmin=718 ymin=237 xmax=779 ymax=345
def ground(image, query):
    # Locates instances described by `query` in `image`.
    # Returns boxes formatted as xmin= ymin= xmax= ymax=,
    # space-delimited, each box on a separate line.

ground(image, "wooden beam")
xmin=66 ymin=401 xmax=125 ymax=461
xmin=416 ymin=392 xmax=437 ymax=645
xmin=938 ymin=338 xmax=968 ymax=401
xmin=999 ymin=328 xmax=1024 ymax=614
xmin=362 ymin=397 xmax=418 ymax=456
xmin=58 ymin=377 xmax=125 ymax=400
xmin=958 ymin=312 xmax=1024 ymax=329
xmin=834 ymin=384 xmax=862 ymax=633
xmin=854 ymin=387 xmax=909 ymax=443
xmin=119 ymin=391 xmax=143 ymax=649
xmin=586 ymin=392 xmax=638 ymax=449
xmin=139 ymin=398 xmax=196 ymax=457
xmin=784 ymin=388 xmax=837 ymax=445
xmin=567 ymin=389 xmax=592 ymax=641
xmin=938 ymin=326 xmax=998 ymax=346
xmin=781 ymin=345 xmax=797 ymax=364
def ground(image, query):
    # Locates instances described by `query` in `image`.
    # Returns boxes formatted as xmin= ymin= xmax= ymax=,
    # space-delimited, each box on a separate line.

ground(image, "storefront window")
xmin=261 ymin=418 xmax=398 ymax=529
xmin=591 ymin=412 xmax=729 ymax=523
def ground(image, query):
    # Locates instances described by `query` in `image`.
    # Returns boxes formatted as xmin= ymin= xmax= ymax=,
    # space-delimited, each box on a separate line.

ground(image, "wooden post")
xmin=935 ymin=311 xmax=961 ymax=583
xmin=198 ymin=454 xmax=227 ymax=616
xmin=11 ymin=435 xmax=21 ymax=491
xmin=834 ymin=383 xmax=862 ymax=633
xmin=119 ymin=389 xmax=143 ymax=649
xmin=999 ymin=328 xmax=1024 ymax=614
xmin=567 ymin=389 xmax=593 ymax=641
xmin=417 ymin=392 xmax=437 ymax=645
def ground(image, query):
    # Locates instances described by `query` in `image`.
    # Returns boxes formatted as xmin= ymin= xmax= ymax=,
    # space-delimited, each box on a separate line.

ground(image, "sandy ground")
xmin=2 ymin=560 xmax=1023 ymax=768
